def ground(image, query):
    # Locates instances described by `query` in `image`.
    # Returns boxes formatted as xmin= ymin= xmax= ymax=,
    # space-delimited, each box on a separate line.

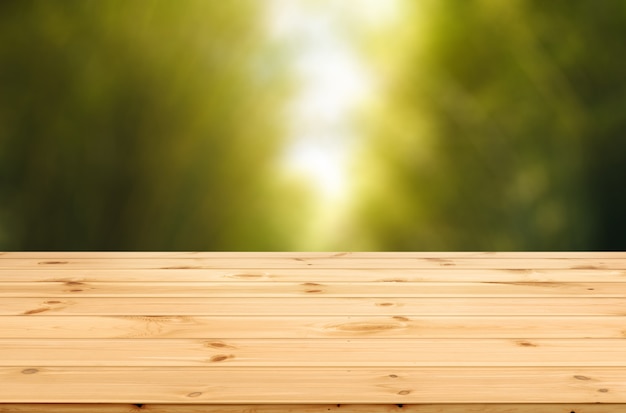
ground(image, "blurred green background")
xmin=1 ymin=0 xmax=624 ymax=251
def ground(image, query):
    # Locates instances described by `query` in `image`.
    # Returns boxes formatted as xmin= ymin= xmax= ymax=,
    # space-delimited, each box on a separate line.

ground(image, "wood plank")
xmin=0 ymin=404 xmax=624 ymax=413
xmin=2 ymin=338 xmax=625 ymax=367
xmin=2 ymin=267 xmax=624 ymax=282
xmin=1 ymin=367 xmax=625 ymax=403
xmin=2 ymin=251 xmax=625 ymax=259
xmin=0 ymin=316 xmax=624 ymax=339
xmin=0 ymin=405 xmax=624 ymax=413
xmin=1 ymin=281 xmax=624 ymax=297
xmin=1 ymin=252 xmax=624 ymax=408
xmin=5 ymin=297 xmax=625 ymax=316
xmin=2 ymin=258 xmax=625 ymax=269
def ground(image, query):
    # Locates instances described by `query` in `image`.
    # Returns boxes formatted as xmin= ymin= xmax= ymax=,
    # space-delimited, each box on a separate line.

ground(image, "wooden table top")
xmin=1 ymin=252 xmax=625 ymax=412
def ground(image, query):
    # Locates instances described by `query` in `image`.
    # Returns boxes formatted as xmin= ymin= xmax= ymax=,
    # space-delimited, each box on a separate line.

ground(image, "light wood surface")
xmin=0 ymin=404 xmax=624 ymax=413
xmin=2 ymin=257 xmax=626 ymax=269
xmin=0 ymin=252 xmax=625 ymax=411
xmin=3 ymin=338 xmax=626 ymax=367
xmin=2 ymin=315 xmax=626 ymax=338
xmin=3 ymin=267 xmax=625 ymax=282
xmin=2 ymin=281 xmax=625 ymax=297
xmin=1 ymin=366 xmax=626 ymax=403
xmin=3 ymin=296 xmax=626 ymax=316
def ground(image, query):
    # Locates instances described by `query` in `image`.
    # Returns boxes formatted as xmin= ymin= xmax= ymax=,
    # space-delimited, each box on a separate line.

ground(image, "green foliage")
xmin=0 ymin=0 xmax=303 ymax=250
xmin=352 ymin=0 xmax=626 ymax=250
xmin=2 ymin=0 xmax=625 ymax=251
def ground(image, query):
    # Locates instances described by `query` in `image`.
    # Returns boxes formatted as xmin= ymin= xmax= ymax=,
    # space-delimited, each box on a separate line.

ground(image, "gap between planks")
xmin=0 ymin=404 xmax=623 ymax=413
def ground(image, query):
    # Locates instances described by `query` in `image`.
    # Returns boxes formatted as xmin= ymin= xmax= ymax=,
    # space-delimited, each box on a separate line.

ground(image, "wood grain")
xmin=1 ymin=252 xmax=625 ymax=408
xmin=1 ymin=281 xmax=624 ymax=297
xmin=2 ymin=267 xmax=625 ymax=282
xmin=4 ymin=297 xmax=625 ymax=316
xmin=0 ymin=315 xmax=624 ymax=339
xmin=1 ymin=367 xmax=625 ymax=403
xmin=0 ymin=404 xmax=624 ymax=413
xmin=2 ymin=257 xmax=625 ymax=269
xmin=2 ymin=338 xmax=625 ymax=367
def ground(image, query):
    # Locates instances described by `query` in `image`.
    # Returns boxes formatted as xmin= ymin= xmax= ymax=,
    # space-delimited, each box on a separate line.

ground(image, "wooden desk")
xmin=0 ymin=252 xmax=625 ymax=412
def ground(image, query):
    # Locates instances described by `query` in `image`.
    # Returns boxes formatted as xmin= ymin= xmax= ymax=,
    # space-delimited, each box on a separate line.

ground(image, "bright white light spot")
xmin=285 ymin=141 xmax=347 ymax=199
xmin=265 ymin=0 xmax=400 ymax=248
xmin=349 ymin=0 xmax=400 ymax=27
xmin=267 ymin=0 xmax=388 ymax=203
xmin=293 ymin=46 xmax=370 ymax=126
xmin=283 ymin=33 xmax=371 ymax=201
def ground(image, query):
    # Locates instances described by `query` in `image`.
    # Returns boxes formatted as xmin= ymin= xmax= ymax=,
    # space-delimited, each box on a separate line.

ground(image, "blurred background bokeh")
xmin=1 ymin=0 xmax=624 ymax=251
